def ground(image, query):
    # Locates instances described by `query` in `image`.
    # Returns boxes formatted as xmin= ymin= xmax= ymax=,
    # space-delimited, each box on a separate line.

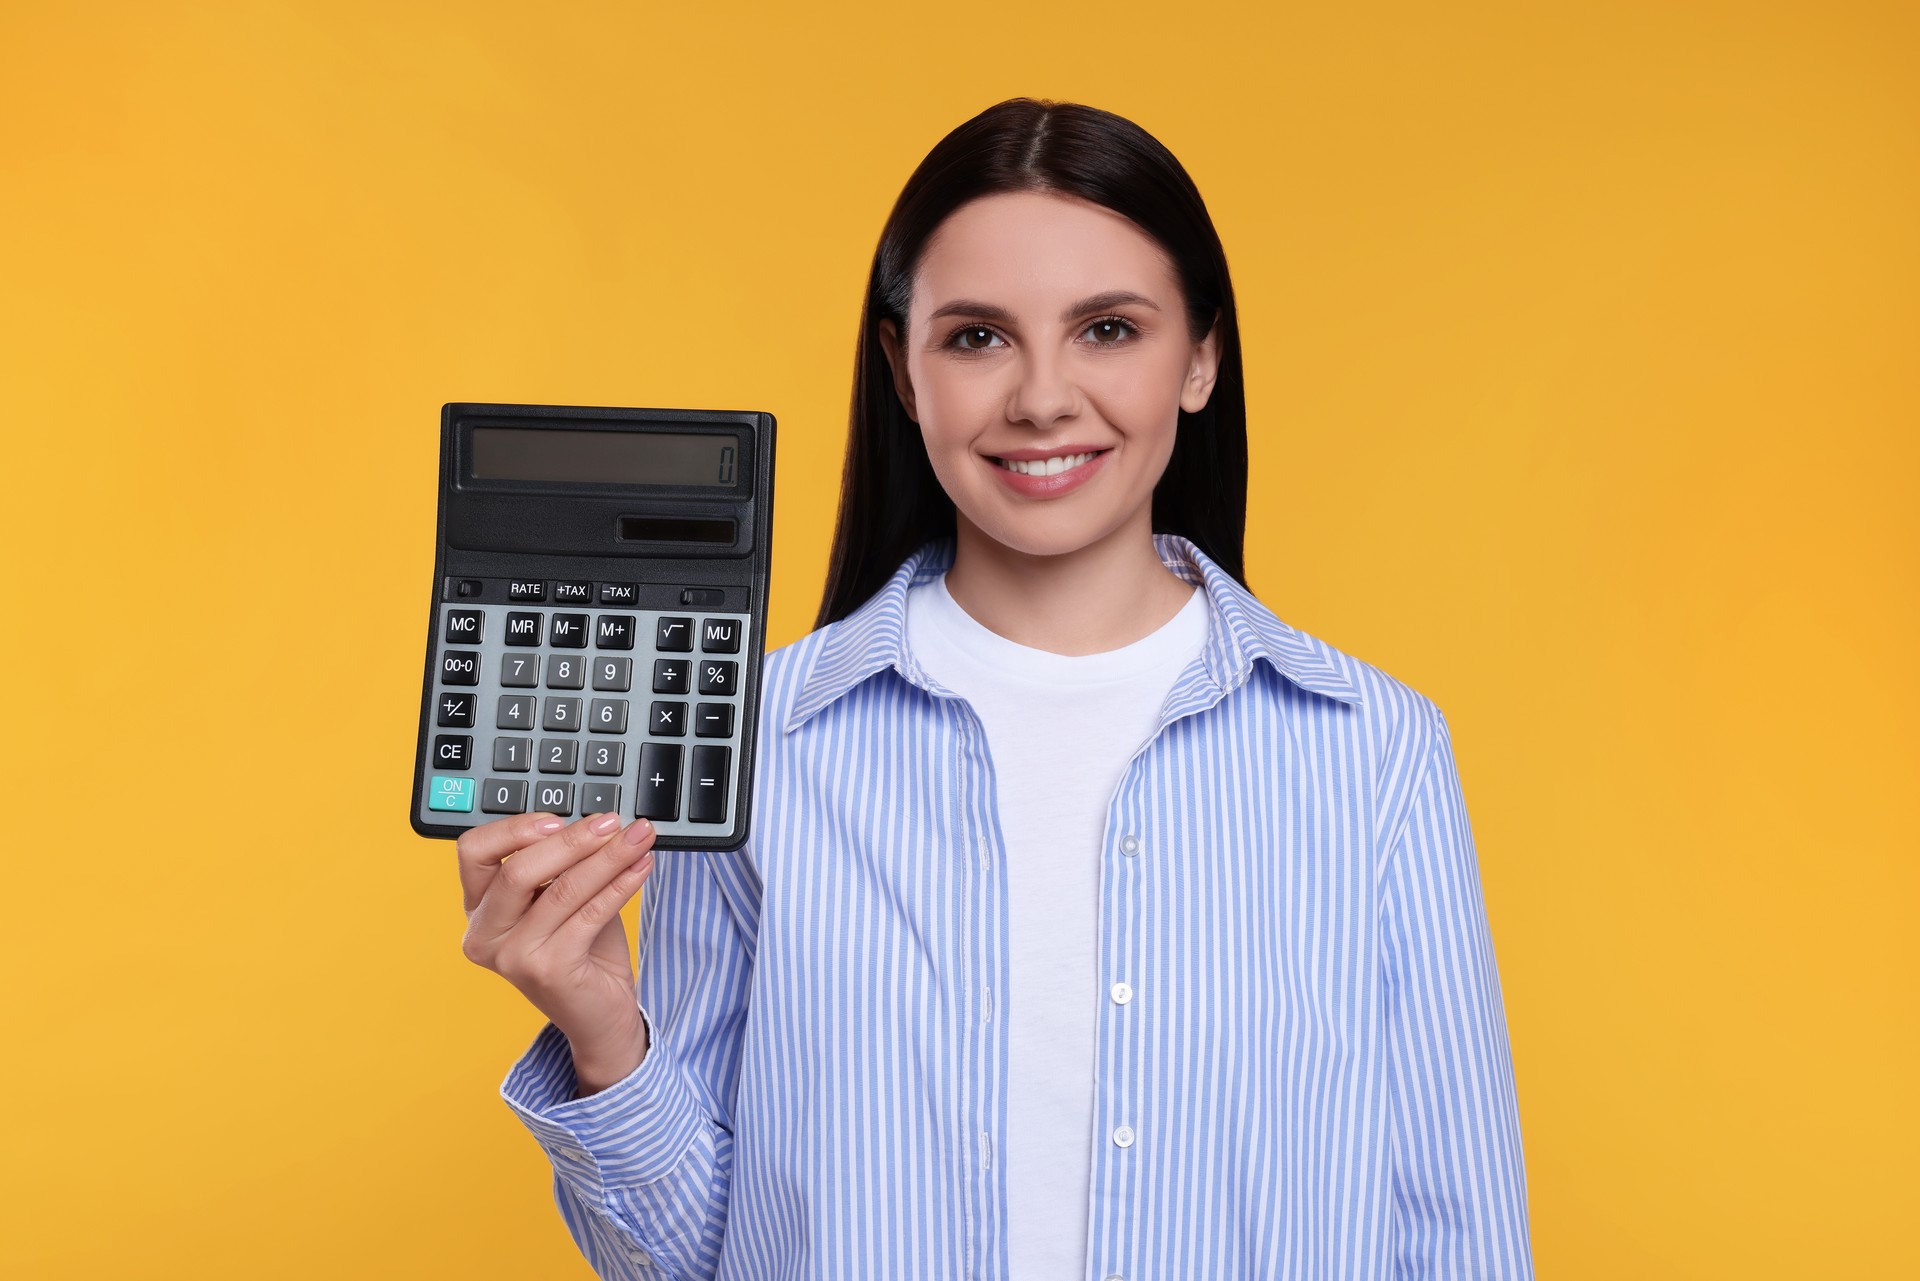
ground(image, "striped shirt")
xmin=501 ymin=534 xmax=1534 ymax=1280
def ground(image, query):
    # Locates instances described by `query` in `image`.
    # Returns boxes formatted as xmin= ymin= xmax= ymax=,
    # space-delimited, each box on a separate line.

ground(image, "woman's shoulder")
xmin=1226 ymin=580 xmax=1448 ymax=740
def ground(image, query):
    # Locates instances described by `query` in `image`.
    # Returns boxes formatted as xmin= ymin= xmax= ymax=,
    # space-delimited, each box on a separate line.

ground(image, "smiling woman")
xmin=468 ymin=98 xmax=1535 ymax=1281
xmin=874 ymin=191 xmax=1222 ymax=639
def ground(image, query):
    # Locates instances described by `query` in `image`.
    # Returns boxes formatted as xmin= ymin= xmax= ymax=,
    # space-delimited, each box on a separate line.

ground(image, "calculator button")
xmin=681 ymin=588 xmax=724 ymax=607
xmin=432 ymin=735 xmax=473 ymax=770
xmin=700 ymin=619 xmax=740 ymax=653
xmin=480 ymin=778 xmax=528 ymax=814
xmin=500 ymin=653 xmax=539 ymax=687
xmin=508 ymin=580 xmax=547 ymax=602
xmin=580 ymin=782 xmax=622 ymax=815
xmin=538 ymin=738 xmax=580 ymax=774
xmin=652 ymin=659 xmax=691 ymax=695
xmin=697 ymin=660 xmax=738 ymax=696
xmin=599 ymin=582 xmax=639 ymax=606
xmin=635 ymin=744 xmax=683 ymax=821
xmin=542 ymin=697 xmax=582 ymax=731
xmin=592 ymin=657 xmax=633 ymax=692
xmin=694 ymin=702 xmax=734 ymax=738
xmin=651 ymin=701 xmax=687 ymax=736
xmin=492 ymin=737 xmax=532 ymax=772
xmin=444 ymin=610 xmax=485 ymax=645
xmin=436 ymin=692 xmax=476 ymax=728
xmin=589 ymin=698 xmax=630 ymax=734
xmin=594 ymin=615 xmax=635 ymax=650
xmin=688 ymin=746 xmax=731 ymax=823
xmin=584 ymin=740 xmax=625 ymax=776
xmin=545 ymin=654 xmax=586 ymax=690
xmin=496 ymin=695 xmax=536 ymax=730
xmin=531 ymin=781 xmax=575 ymax=815
xmin=504 ymin=612 xmax=544 ymax=646
xmin=427 ymin=775 xmax=475 ymax=813
xmin=550 ymin=613 xmax=590 ymax=648
xmin=656 ymin=617 xmax=694 ymax=652
xmin=554 ymin=581 xmax=593 ymax=604
xmin=440 ymin=651 xmax=481 ymax=686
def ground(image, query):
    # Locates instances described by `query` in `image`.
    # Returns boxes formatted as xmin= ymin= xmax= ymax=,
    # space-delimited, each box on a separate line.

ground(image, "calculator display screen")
xmin=468 ymin=427 xmax=741 ymax=488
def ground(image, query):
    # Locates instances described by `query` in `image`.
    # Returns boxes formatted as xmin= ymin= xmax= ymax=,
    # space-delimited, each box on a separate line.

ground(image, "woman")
xmin=458 ymin=98 xmax=1533 ymax=1280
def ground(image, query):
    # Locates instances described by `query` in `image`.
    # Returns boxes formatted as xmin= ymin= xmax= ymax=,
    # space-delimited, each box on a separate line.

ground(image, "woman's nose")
xmin=1005 ymin=347 xmax=1080 ymax=429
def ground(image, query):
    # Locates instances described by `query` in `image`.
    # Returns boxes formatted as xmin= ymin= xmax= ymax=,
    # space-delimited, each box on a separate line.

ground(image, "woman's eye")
xmin=1083 ymin=317 xmax=1135 ymax=344
xmin=953 ymin=326 xmax=1002 ymax=350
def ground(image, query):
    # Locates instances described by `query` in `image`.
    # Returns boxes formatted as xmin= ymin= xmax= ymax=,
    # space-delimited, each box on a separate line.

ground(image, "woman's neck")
xmin=942 ymin=516 xmax=1196 ymax=656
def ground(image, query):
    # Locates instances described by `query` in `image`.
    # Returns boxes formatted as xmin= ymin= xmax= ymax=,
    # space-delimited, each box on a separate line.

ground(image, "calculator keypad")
xmin=424 ymin=598 xmax=751 ymax=837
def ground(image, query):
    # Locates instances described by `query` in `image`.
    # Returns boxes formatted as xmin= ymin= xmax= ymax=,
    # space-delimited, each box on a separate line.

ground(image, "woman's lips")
xmin=986 ymin=448 xmax=1110 ymax=497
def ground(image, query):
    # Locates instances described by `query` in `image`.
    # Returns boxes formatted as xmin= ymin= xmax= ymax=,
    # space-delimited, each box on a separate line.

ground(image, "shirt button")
xmin=559 ymin=1146 xmax=590 ymax=1163
xmin=1120 ymin=835 xmax=1140 ymax=856
xmin=1110 ymin=982 xmax=1134 ymax=1005
xmin=627 ymin=1247 xmax=652 ymax=1266
xmin=1112 ymin=1125 xmax=1136 ymax=1148
xmin=1105 ymin=1275 xmax=1126 ymax=1281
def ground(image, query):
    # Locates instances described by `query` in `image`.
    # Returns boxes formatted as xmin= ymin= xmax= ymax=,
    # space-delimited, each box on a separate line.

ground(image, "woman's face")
xmin=879 ymin=191 xmax=1220 ymax=564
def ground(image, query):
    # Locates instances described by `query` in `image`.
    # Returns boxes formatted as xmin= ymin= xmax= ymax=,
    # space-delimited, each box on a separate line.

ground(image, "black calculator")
xmin=411 ymin=402 xmax=775 ymax=852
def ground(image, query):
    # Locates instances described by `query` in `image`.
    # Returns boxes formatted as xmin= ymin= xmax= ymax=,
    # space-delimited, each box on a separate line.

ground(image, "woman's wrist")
xmin=566 ymin=1014 xmax=650 ymax=1097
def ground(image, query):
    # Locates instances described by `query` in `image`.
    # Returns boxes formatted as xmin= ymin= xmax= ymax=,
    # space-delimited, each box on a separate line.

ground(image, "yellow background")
xmin=4 ymin=2 xmax=1914 ymax=1276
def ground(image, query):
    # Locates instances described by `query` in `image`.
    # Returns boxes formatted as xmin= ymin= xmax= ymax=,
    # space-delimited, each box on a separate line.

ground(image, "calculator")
xmin=411 ymin=402 xmax=775 ymax=852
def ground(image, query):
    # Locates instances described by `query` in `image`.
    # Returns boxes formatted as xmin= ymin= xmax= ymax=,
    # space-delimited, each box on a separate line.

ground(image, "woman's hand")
xmin=457 ymin=811 xmax=658 ymax=1094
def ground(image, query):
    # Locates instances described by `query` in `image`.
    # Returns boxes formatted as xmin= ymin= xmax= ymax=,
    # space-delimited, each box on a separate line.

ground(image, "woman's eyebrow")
xmin=925 ymin=291 xmax=1163 ymax=327
xmin=1063 ymin=290 xmax=1160 ymax=319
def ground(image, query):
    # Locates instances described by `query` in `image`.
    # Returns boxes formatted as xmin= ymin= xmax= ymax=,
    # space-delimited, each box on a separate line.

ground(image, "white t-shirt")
xmin=905 ymin=572 xmax=1208 ymax=1278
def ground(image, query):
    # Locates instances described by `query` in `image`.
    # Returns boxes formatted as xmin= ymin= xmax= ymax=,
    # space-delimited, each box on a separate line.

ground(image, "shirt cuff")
xmin=499 ymin=1004 xmax=709 ymax=1199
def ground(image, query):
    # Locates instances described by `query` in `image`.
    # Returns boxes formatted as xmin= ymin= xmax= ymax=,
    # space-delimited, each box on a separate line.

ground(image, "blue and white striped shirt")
xmin=502 ymin=534 xmax=1534 ymax=1280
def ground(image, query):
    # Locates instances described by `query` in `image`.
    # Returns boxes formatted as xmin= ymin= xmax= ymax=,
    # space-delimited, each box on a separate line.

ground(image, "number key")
xmin=492 ymin=737 xmax=532 ymax=772
xmin=589 ymin=698 xmax=629 ymax=734
xmin=584 ymin=740 xmax=625 ymax=776
xmin=531 ymin=781 xmax=574 ymax=815
xmin=593 ymin=657 xmax=633 ymax=692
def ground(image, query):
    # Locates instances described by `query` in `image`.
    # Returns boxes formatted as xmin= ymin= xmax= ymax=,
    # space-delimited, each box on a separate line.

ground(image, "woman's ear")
xmin=1179 ymin=313 xmax=1223 ymax=414
xmin=876 ymin=318 xmax=919 ymax=422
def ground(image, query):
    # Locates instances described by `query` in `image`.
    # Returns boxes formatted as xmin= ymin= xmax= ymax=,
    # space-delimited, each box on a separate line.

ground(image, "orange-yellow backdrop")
xmin=3 ymin=2 xmax=1914 ymax=1277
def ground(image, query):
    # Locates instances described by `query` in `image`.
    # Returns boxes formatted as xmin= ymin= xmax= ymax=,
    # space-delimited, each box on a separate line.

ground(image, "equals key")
xmin=688 ymin=745 xmax=731 ymax=823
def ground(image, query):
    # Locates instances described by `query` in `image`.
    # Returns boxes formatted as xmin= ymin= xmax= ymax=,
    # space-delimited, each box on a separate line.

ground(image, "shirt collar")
xmin=785 ymin=533 xmax=1364 ymax=732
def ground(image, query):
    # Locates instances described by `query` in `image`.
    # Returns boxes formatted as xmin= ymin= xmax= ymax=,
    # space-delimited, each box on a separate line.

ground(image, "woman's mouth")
xmin=993 ymin=450 xmax=1103 ymax=476
xmin=987 ymin=448 xmax=1111 ymax=497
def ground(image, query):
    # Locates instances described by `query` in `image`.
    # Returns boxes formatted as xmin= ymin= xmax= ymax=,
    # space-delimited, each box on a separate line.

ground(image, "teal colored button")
xmin=428 ymin=776 xmax=475 ymax=812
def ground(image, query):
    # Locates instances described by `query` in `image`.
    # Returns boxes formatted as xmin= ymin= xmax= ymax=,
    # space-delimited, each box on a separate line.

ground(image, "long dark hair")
xmin=814 ymin=97 xmax=1250 ymax=628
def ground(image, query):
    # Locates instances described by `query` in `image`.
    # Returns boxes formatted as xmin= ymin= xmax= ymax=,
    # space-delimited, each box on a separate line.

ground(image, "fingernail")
xmin=535 ymin=817 xmax=564 ymax=833
xmin=623 ymin=817 xmax=654 ymax=846
xmin=590 ymin=813 xmax=619 ymax=835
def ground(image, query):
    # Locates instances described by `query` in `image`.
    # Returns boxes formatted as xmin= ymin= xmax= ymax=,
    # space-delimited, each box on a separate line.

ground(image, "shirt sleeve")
xmin=500 ymin=845 xmax=757 ymax=1281
xmin=1381 ymin=706 xmax=1535 ymax=1278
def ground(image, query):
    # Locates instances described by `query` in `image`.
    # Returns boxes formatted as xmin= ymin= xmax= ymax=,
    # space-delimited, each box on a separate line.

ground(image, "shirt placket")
xmin=925 ymin=681 xmax=1010 ymax=1281
xmin=1086 ymin=667 xmax=1233 ymax=1281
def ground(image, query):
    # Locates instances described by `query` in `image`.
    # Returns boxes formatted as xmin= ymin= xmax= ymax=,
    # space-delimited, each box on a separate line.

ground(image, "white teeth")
xmin=998 ymin=451 xmax=1095 ymax=476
